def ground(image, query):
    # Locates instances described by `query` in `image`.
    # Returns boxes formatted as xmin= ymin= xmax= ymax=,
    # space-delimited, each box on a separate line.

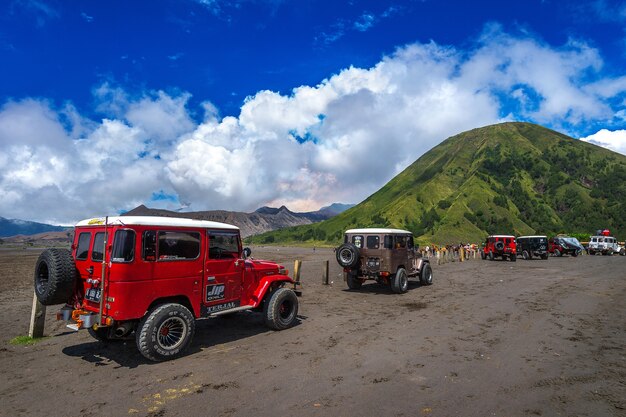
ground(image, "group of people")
xmin=420 ymin=243 xmax=479 ymax=259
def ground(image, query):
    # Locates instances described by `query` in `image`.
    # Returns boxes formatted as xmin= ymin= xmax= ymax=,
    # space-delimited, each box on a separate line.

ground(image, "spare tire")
xmin=494 ymin=241 xmax=505 ymax=251
xmin=34 ymin=248 xmax=76 ymax=305
xmin=336 ymin=243 xmax=360 ymax=269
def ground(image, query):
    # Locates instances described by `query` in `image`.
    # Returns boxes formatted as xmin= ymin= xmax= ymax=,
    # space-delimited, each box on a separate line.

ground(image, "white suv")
xmin=588 ymin=235 xmax=618 ymax=255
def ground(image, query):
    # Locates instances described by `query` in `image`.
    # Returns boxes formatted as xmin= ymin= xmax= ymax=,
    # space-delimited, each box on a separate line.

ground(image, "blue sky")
xmin=1 ymin=0 xmax=626 ymax=223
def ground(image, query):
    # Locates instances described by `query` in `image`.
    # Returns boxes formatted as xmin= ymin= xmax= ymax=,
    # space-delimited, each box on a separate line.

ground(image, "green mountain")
xmin=248 ymin=122 xmax=626 ymax=245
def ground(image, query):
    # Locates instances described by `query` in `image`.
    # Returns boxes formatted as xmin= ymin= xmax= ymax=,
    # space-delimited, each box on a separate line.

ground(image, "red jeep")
xmin=34 ymin=216 xmax=300 ymax=361
xmin=481 ymin=235 xmax=517 ymax=261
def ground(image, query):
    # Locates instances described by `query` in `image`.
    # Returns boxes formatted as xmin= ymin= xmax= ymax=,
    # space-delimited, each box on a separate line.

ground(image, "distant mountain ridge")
xmin=249 ymin=122 xmax=626 ymax=245
xmin=123 ymin=203 xmax=354 ymax=238
xmin=0 ymin=217 xmax=67 ymax=238
xmin=0 ymin=204 xmax=354 ymax=240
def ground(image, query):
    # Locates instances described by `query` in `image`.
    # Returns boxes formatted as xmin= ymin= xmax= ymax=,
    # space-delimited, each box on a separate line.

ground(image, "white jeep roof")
xmin=345 ymin=228 xmax=412 ymax=235
xmin=517 ymin=235 xmax=547 ymax=239
xmin=75 ymin=216 xmax=239 ymax=231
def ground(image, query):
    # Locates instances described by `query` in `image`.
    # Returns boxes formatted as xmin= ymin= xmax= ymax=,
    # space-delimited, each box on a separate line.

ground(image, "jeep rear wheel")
xmin=264 ymin=288 xmax=299 ymax=330
xmin=136 ymin=303 xmax=195 ymax=362
xmin=510 ymin=254 xmax=516 ymax=262
xmin=391 ymin=268 xmax=408 ymax=294
xmin=336 ymin=243 xmax=360 ymax=268
xmin=522 ymin=250 xmax=529 ymax=260
xmin=488 ymin=251 xmax=494 ymax=261
xmin=34 ymin=248 xmax=76 ymax=305
xmin=346 ymin=271 xmax=362 ymax=290
xmin=419 ymin=263 xmax=433 ymax=286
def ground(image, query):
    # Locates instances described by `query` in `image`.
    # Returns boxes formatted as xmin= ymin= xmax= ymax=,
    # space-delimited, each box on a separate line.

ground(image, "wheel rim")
xmin=35 ymin=263 xmax=49 ymax=293
xmin=279 ymin=299 xmax=295 ymax=321
xmin=401 ymin=274 xmax=407 ymax=290
xmin=157 ymin=317 xmax=187 ymax=350
xmin=339 ymin=249 xmax=353 ymax=265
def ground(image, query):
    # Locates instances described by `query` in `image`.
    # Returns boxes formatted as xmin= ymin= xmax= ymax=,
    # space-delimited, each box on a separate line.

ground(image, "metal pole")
xmin=98 ymin=216 xmax=108 ymax=325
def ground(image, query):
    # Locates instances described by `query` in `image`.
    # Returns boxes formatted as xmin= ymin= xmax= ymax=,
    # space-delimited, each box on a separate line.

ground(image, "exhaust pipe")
xmin=114 ymin=323 xmax=133 ymax=337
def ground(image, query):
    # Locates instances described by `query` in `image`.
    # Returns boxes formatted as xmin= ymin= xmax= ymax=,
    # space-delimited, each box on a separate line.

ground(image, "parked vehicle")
xmin=588 ymin=235 xmax=619 ymax=256
xmin=548 ymin=236 xmax=584 ymax=257
xmin=481 ymin=235 xmax=516 ymax=261
xmin=335 ymin=228 xmax=432 ymax=294
xmin=34 ymin=216 xmax=300 ymax=361
xmin=517 ymin=235 xmax=548 ymax=260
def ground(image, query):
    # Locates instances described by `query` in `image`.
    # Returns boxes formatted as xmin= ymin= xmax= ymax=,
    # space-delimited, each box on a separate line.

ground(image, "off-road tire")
xmin=136 ymin=303 xmax=195 ymax=362
xmin=541 ymin=253 xmax=549 ymax=260
xmin=510 ymin=254 xmax=516 ymax=262
xmin=554 ymin=249 xmax=561 ymax=257
xmin=391 ymin=268 xmax=408 ymax=294
xmin=336 ymin=243 xmax=360 ymax=268
xmin=346 ymin=271 xmax=362 ymax=290
xmin=572 ymin=251 xmax=579 ymax=257
xmin=419 ymin=263 xmax=433 ymax=286
xmin=522 ymin=250 xmax=529 ymax=260
xmin=488 ymin=251 xmax=494 ymax=261
xmin=34 ymin=248 xmax=76 ymax=305
xmin=480 ymin=250 xmax=486 ymax=260
xmin=264 ymin=288 xmax=299 ymax=330
xmin=495 ymin=241 xmax=505 ymax=251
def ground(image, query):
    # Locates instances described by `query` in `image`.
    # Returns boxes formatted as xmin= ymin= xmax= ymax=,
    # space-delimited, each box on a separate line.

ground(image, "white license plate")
xmin=85 ymin=287 xmax=101 ymax=302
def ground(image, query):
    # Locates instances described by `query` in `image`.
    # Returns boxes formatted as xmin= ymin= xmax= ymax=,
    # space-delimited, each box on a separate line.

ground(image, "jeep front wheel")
xmin=264 ymin=288 xmax=299 ymax=330
xmin=136 ymin=303 xmax=195 ymax=362
xmin=391 ymin=268 xmax=408 ymax=294
xmin=336 ymin=243 xmax=360 ymax=268
xmin=554 ymin=249 xmax=561 ymax=257
xmin=419 ymin=263 xmax=433 ymax=285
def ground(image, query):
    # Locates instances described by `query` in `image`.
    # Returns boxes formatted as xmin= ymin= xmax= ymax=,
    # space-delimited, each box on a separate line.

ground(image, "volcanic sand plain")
xmin=0 ymin=247 xmax=624 ymax=417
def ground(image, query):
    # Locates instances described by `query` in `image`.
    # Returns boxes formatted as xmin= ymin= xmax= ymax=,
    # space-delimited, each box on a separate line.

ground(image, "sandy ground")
xmin=0 ymin=246 xmax=624 ymax=417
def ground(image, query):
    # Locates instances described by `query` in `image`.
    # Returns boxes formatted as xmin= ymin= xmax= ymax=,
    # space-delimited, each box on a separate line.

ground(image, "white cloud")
xmin=580 ymin=129 xmax=626 ymax=155
xmin=1 ymin=26 xmax=625 ymax=224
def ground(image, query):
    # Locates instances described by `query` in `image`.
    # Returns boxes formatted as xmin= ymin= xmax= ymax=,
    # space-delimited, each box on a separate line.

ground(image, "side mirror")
xmin=242 ymin=247 xmax=252 ymax=258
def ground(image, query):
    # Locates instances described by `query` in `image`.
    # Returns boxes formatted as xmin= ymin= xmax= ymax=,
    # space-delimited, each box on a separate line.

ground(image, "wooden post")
xmin=460 ymin=247 xmax=465 ymax=262
xmin=293 ymin=260 xmax=302 ymax=283
xmin=29 ymin=291 xmax=46 ymax=338
xmin=322 ymin=260 xmax=329 ymax=285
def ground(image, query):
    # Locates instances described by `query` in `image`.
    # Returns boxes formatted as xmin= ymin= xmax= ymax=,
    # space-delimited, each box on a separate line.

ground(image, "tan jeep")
xmin=335 ymin=228 xmax=433 ymax=293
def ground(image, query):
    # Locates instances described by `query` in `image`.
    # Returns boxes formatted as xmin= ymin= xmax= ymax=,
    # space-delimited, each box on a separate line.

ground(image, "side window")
xmin=76 ymin=232 xmax=91 ymax=260
xmin=352 ymin=235 xmax=363 ymax=248
xmin=91 ymin=232 xmax=105 ymax=261
xmin=394 ymin=235 xmax=406 ymax=249
xmin=407 ymin=235 xmax=414 ymax=249
xmin=143 ymin=230 xmax=157 ymax=261
xmin=208 ymin=231 xmax=240 ymax=259
xmin=158 ymin=231 xmax=201 ymax=260
xmin=384 ymin=235 xmax=393 ymax=249
xmin=112 ymin=229 xmax=135 ymax=262
xmin=366 ymin=235 xmax=380 ymax=249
